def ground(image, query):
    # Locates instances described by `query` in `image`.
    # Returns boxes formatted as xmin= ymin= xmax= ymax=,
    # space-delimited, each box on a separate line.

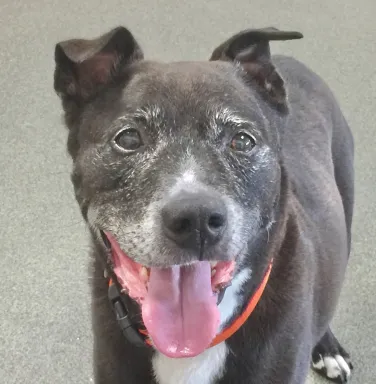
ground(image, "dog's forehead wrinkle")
xmin=133 ymin=104 xmax=164 ymax=124
xmin=120 ymin=76 xmax=270 ymax=146
xmin=126 ymin=61 xmax=255 ymax=113
xmin=213 ymin=106 xmax=255 ymax=127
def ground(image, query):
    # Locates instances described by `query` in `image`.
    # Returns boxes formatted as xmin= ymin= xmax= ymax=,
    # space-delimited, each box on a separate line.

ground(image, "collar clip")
xmin=108 ymin=282 xmax=146 ymax=347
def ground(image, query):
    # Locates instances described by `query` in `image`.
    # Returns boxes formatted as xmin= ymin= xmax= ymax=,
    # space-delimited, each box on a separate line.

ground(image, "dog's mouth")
xmin=101 ymin=231 xmax=235 ymax=358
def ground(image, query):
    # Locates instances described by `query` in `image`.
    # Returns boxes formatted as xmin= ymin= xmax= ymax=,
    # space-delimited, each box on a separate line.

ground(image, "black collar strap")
xmin=106 ymin=270 xmax=148 ymax=347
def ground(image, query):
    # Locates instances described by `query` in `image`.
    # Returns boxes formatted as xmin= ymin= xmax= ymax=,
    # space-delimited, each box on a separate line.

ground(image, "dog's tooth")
xmin=140 ymin=266 xmax=149 ymax=282
xmin=210 ymin=261 xmax=218 ymax=268
xmin=211 ymin=268 xmax=217 ymax=277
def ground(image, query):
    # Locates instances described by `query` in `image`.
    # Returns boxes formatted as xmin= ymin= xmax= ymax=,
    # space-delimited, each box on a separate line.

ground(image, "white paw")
xmin=312 ymin=354 xmax=351 ymax=381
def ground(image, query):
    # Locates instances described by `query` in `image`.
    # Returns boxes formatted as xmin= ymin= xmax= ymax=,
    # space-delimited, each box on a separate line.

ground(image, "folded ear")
xmin=54 ymin=26 xmax=143 ymax=101
xmin=210 ymin=27 xmax=303 ymax=113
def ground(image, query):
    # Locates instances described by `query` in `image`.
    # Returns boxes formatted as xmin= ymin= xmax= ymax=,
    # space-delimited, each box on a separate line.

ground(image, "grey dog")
xmin=53 ymin=26 xmax=354 ymax=384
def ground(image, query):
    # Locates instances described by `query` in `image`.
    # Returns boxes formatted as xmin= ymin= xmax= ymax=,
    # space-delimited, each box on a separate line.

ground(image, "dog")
xmin=53 ymin=25 xmax=354 ymax=384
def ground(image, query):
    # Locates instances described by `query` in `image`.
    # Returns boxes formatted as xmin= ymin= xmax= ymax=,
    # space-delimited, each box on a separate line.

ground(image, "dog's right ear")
xmin=54 ymin=27 xmax=143 ymax=101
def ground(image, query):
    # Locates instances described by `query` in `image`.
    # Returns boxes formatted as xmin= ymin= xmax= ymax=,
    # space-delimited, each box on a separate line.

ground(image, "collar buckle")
xmin=108 ymin=282 xmax=146 ymax=347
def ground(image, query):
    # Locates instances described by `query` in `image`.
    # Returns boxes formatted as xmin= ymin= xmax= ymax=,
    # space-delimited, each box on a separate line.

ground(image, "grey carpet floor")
xmin=0 ymin=0 xmax=375 ymax=383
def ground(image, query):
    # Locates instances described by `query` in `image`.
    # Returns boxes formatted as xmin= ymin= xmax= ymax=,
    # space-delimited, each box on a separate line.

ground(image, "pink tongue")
xmin=142 ymin=261 xmax=219 ymax=358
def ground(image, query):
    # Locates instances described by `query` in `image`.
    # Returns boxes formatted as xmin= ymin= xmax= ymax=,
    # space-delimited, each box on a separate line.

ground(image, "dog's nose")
xmin=161 ymin=192 xmax=227 ymax=251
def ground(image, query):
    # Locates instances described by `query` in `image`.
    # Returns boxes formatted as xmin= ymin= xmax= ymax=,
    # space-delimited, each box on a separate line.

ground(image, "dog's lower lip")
xmin=100 ymin=230 xmax=111 ymax=249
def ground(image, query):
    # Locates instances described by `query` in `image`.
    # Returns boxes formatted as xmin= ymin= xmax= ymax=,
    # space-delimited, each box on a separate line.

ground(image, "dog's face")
xmin=73 ymin=61 xmax=280 ymax=266
xmin=54 ymin=26 xmax=302 ymax=358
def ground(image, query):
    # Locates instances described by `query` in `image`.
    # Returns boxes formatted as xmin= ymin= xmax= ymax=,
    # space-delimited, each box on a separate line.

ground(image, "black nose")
xmin=161 ymin=192 xmax=227 ymax=251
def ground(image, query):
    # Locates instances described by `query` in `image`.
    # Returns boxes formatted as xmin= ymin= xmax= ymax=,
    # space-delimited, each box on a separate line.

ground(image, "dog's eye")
xmin=230 ymin=132 xmax=256 ymax=152
xmin=113 ymin=128 xmax=143 ymax=152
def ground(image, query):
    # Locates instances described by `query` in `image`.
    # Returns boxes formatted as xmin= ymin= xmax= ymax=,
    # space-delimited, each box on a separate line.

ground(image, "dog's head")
xmin=54 ymin=26 xmax=302 ymax=358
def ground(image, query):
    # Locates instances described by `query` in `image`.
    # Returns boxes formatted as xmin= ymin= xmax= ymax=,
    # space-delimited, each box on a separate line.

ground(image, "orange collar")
xmin=209 ymin=259 xmax=272 ymax=347
xmin=108 ymin=259 xmax=273 ymax=349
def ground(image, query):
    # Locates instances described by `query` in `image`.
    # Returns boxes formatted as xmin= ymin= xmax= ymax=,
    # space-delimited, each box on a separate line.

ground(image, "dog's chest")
xmin=152 ymin=343 xmax=228 ymax=384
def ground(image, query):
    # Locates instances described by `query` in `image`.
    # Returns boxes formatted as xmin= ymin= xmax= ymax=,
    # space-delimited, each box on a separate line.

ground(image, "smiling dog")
xmin=53 ymin=26 xmax=354 ymax=384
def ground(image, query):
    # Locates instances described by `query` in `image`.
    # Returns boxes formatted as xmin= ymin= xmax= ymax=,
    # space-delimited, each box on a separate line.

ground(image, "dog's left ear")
xmin=210 ymin=28 xmax=303 ymax=113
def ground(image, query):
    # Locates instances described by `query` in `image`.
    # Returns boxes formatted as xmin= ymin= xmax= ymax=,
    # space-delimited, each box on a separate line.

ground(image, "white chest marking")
xmin=153 ymin=342 xmax=228 ymax=384
xmin=218 ymin=268 xmax=252 ymax=330
xmin=152 ymin=268 xmax=251 ymax=384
